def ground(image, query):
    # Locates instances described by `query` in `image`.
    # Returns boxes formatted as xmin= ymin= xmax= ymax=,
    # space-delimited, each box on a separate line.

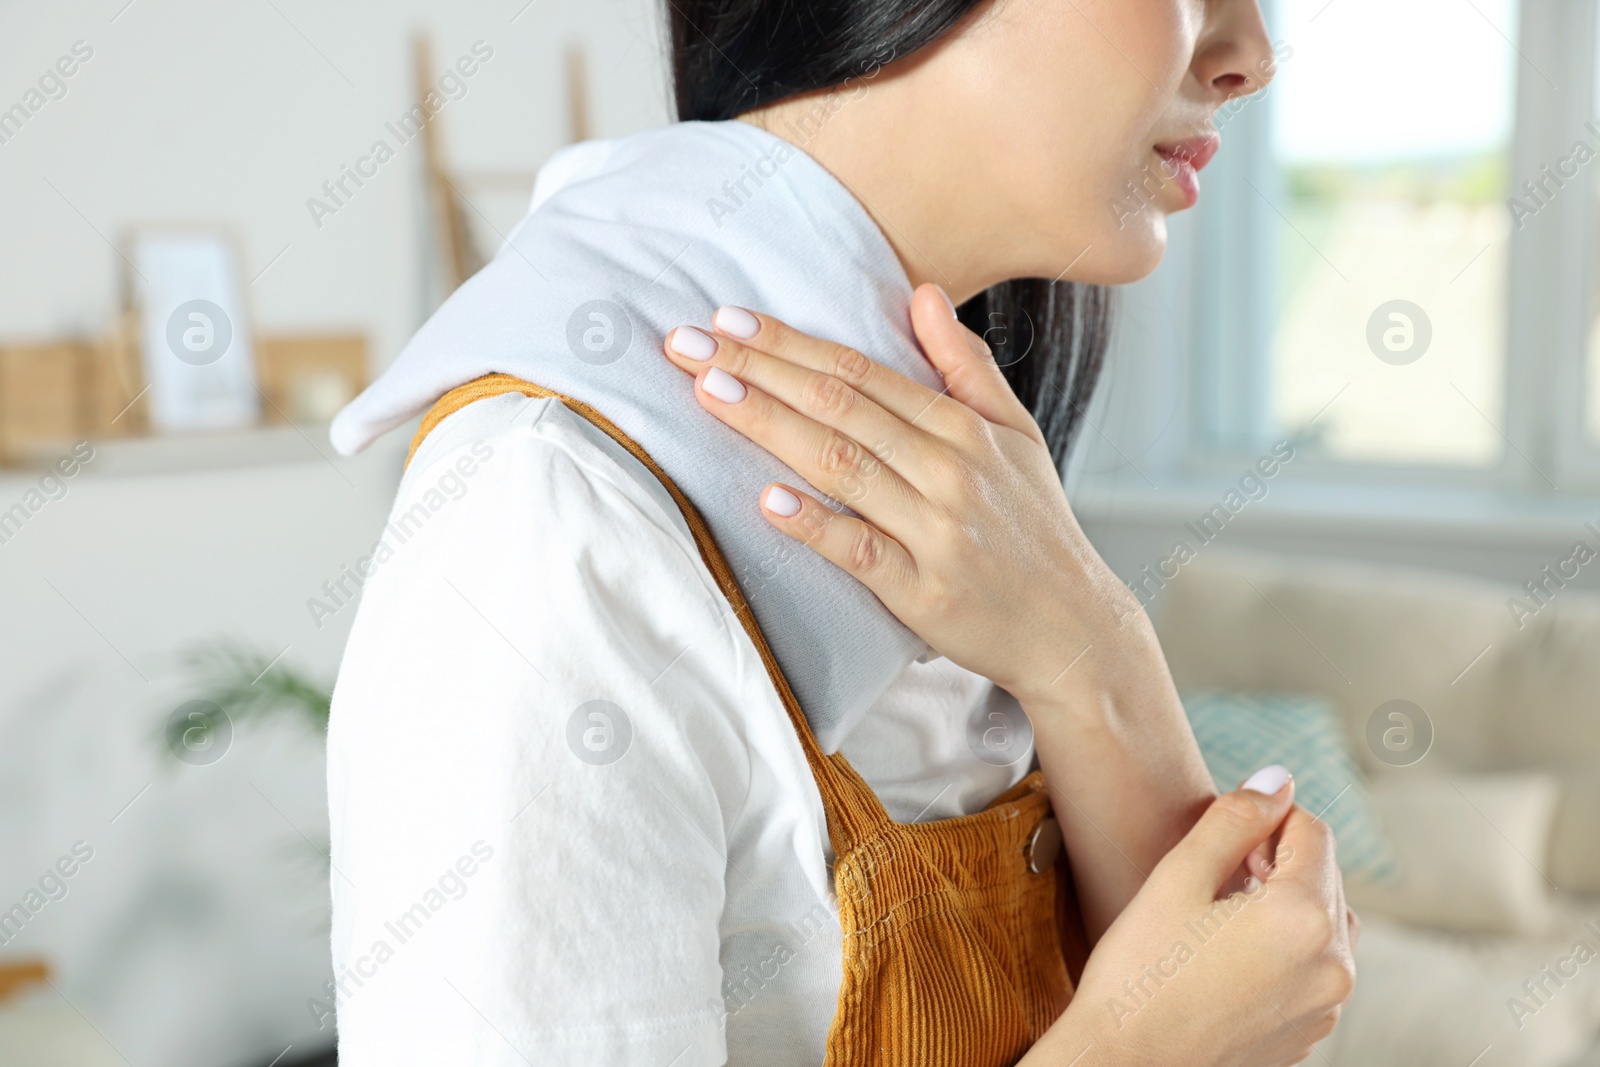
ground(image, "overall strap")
xmin=409 ymin=374 xmax=893 ymax=851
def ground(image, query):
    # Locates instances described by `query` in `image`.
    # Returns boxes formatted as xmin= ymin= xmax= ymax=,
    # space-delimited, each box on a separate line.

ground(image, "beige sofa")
xmin=1154 ymin=551 xmax=1600 ymax=1067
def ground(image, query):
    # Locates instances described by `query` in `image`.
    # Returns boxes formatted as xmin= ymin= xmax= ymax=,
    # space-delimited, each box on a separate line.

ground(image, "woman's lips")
xmin=1154 ymin=133 xmax=1221 ymax=208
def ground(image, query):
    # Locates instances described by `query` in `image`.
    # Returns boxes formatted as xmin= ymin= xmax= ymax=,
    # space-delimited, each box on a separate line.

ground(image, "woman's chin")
xmin=1058 ymin=221 xmax=1168 ymax=287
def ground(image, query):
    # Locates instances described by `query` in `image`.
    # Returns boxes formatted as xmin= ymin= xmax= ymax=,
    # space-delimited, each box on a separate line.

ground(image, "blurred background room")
xmin=2 ymin=0 xmax=1599 ymax=1065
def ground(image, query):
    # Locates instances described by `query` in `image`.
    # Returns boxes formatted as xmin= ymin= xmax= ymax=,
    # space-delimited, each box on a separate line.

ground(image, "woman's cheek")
xmin=1096 ymin=1 xmax=1198 ymax=274
xmin=1135 ymin=0 xmax=1207 ymax=79
xmin=981 ymin=0 xmax=1193 ymax=281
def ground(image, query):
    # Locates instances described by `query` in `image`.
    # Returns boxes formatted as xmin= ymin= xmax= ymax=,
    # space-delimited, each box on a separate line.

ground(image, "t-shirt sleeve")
xmin=326 ymin=396 xmax=754 ymax=1066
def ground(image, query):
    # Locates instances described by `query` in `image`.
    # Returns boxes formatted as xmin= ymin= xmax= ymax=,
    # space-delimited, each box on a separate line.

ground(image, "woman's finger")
xmin=707 ymin=304 xmax=976 ymax=440
xmin=663 ymin=325 xmax=947 ymax=489
xmin=759 ymin=482 xmax=918 ymax=600
xmin=909 ymin=284 xmax=1044 ymax=444
xmin=1331 ymin=846 xmax=1357 ymax=956
xmin=690 ymin=366 xmax=935 ymax=541
xmin=1245 ymin=840 xmax=1275 ymax=884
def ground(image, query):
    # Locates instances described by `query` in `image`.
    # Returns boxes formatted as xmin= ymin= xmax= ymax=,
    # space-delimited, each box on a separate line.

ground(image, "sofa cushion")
xmin=1551 ymin=770 xmax=1600 ymax=897
xmin=1346 ymin=772 xmax=1560 ymax=936
xmin=1182 ymin=690 xmax=1397 ymax=881
xmin=1497 ymin=597 xmax=1600 ymax=767
xmin=1155 ymin=551 xmax=1516 ymax=773
xmin=1324 ymin=910 xmax=1600 ymax=1067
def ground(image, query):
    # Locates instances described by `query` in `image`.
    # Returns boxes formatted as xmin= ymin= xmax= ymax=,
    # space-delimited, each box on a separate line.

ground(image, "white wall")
xmin=0 ymin=439 xmax=404 ymax=1067
xmin=1 ymin=0 xmax=671 ymax=355
xmin=0 ymin=2 xmax=671 ymax=1064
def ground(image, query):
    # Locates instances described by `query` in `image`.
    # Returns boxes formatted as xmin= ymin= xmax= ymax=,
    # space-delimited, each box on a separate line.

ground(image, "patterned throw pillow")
xmin=1181 ymin=691 xmax=1398 ymax=882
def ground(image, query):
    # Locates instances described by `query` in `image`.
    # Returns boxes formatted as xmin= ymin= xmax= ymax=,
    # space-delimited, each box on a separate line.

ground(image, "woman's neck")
xmin=738 ymin=86 xmax=1018 ymax=305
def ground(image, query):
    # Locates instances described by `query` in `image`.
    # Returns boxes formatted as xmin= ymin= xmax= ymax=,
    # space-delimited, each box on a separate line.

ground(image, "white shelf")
xmin=2 ymin=423 xmax=376 ymax=480
xmin=1073 ymin=474 xmax=1600 ymax=547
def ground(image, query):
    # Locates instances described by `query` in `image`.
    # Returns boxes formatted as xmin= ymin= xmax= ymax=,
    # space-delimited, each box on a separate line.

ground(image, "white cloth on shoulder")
xmin=330 ymin=120 xmax=943 ymax=751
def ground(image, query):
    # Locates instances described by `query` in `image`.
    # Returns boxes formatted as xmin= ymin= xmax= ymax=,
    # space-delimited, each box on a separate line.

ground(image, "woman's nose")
xmin=1195 ymin=0 xmax=1278 ymax=101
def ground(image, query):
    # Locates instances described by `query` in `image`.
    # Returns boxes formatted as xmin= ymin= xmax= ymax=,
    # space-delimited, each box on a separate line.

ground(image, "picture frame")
xmin=124 ymin=225 xmax=260 ymax=433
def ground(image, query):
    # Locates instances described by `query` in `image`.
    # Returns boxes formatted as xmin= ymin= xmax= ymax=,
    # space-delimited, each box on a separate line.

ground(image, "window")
xmin=1187 ymin=0 xmax=1600 ymax=493
xmin=1588 ymin=58 xmax=1600 ymax=447
xmin=1271 ymin=0 xmax=1515 ymax=467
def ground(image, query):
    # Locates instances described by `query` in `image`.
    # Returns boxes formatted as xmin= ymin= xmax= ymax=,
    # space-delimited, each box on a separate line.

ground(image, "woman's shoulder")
xmin=325 ymin=391 xmax=795 ymax=1065
xmin=338 ymin=391 xmax=755 ymax=715
xmin=328 ymin=388 xmax=809 ymax=815
xmin=401 ymin=390 xmax=696 ymax=550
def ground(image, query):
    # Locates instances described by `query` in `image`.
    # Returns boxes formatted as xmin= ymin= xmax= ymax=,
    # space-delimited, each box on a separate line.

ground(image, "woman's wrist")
xmin=1007 ymin=552 xmax=1219 ymax=923
xmin=1004 ymin=557 xmax=1160 ymax=718
xmin=1015 ymin=989 xmax=1160 ymax=1067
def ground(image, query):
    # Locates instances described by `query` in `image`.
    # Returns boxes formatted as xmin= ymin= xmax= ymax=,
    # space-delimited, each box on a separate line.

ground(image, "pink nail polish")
xmin=701 ymin=367 xmax=746 ymax=404
xmin=1241 ymin=764 xmax=1292 ymax=796
xmin=764 ymin=486 xmax=802 ymax=516
xmin=714 ymin=306 xmax=761 ymax=340
xmin=670 ymin=326 xmax=718 ymax=361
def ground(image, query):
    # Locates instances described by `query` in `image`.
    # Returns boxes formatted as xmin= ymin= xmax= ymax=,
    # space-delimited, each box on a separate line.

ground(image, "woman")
xmin=326 ymin=0 xmax=1357 ymax=1064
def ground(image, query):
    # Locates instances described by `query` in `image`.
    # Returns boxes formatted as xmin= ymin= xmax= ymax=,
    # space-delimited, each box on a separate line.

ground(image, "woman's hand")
xmin=660 ymin=285 xmax=1282 ymax=945
xmin=1024 ymin=775 xmax=1359 ymax=1067
xmin=660 ymin=285 xmax=1133 ymax=707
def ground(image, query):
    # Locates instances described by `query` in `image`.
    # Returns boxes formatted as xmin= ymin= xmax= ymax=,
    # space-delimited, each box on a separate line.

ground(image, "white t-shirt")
xmin=326 ymin=391 xmax=1036 ymax=1066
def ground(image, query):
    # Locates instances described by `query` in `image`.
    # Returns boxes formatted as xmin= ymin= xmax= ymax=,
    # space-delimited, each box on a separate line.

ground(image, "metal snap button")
xmin=1026 ymin=816 xmax=1061 ymax=874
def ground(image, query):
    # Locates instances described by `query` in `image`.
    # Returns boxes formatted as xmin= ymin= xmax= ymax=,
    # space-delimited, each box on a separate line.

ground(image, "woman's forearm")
xmin=1016 ymin=593 xmax=1218 ymax=942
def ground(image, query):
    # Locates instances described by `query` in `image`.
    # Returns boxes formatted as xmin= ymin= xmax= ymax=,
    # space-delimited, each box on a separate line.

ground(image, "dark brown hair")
xmin=667 ymin=0 xmax=1112 ymax=469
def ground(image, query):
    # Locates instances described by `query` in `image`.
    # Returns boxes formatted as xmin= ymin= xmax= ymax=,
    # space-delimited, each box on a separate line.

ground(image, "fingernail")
xmin=1241 ymin=764 xmax=1292 ymax=796
xmin=670 ymin=326 xmax=718 ymax=361
xmin=764 ymin=485 xmax=801 ymax=516
xmin=701 ymin=367 xmax=746 ymax=404
xmin=935 ymin=285 xmax=957 ymax=319
xmin=714 ymin=306 xmax=760 ymax=340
